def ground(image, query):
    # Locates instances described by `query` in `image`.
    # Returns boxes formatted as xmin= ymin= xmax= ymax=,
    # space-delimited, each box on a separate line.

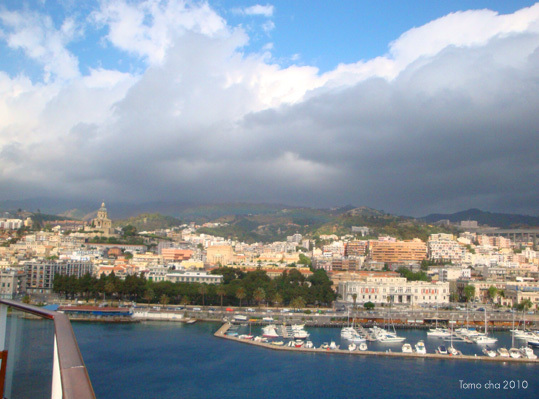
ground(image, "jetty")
xmin=214 ymin=323 xmax=539 ymax=364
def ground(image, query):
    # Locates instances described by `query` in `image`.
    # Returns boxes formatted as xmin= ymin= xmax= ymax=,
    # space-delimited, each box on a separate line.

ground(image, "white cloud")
xmin=0 ymin=9 xmax=80 ymax=82
xmin=237 ymin=4 xmax=274 ymax=17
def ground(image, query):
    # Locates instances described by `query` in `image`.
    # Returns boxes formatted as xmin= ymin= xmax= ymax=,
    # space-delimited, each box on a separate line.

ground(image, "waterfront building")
xmin=338 ymin=276 xmax=450 ymax=306
xmin=166 ymin=270 xmax=223 ymax=284
xmin=25 ymin=260 xmax=93 ymax=293
xmin=499 ymin=283 xmax=539 ymax=309
xmin=0 ymin=269 xmax=27 ymax=299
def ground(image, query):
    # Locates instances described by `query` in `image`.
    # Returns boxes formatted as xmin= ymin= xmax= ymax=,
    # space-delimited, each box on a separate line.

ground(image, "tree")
xmin=351 ymin=293 xmax=358 ymax=311
xmin=463 ymin=285 xmax=476 ymax=303
xmin=236 ymin=287 xmax=246 ymax=308
xmin=198 ymin=284 xmax=208 ymax=308
xmin=517 ymin=298 xmax=533 ymax=312
xmin=273 ymin=292 xmax=283 ymax=308
xmin=253 ymin=287 xmax=266 ymax=309
xmin=22 ymin=295 xmax=31 ymax=304
xmin=290 ymin=296 xmax=306 ymax=310
xmin=144 ymin=289 xmax=155 ymax=305
xmin=216 ymin=285 xmax=226 ymax=311
xmin=181 ymin=296 xmax=191 ymax=306
xmin=487 ymin=286 xmax=498 ymax=303
xmin=160 ymin=294 xmax=170 ymax=308
xmin=364 ymin=301 xmax=375 ymax=310
xmin=123 ymin=225 xmax=137 ymax=237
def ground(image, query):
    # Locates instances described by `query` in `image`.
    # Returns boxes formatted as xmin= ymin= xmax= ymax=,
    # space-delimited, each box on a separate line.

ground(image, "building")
xmin=338 ymin=276 xmax=450 ymax=306
xmin=206 ymin=245 xmax=234 ymax=265
xmin=499 ymin=284 xmax=539 ymax=310
xmin=166 ymin=270 xmax=223 ymax=284
xmin=0 ymin=269 xmax=27 ymax=299
xmin=427 ymin=234 xmax=466 ymax=262
xmin=0 ymin=219 xmax=23 ymax=230
xmin=25 ymin=260 xmax=94 ymax=293
xmin=345 ymin=241 xmax=368 ymax=256
xmin=161 ymin=248 xmax=193 ymax=263
xmin=369 ymin=239 xmax=427 ymax=263
xmin=88 ymin=202 xmax=114 ymax=236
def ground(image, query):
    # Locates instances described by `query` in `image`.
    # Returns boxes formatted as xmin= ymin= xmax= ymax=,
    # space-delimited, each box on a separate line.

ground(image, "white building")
xmin=428 ymin=234 xmax=466 ymax=262
xmin=166 ymin=271 xmax=223 ymax=284
xmin=338 ymin=277 xmax=450 ymax=306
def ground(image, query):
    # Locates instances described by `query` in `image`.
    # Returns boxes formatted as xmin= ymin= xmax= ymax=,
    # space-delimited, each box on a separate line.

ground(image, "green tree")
xmin=253 ymin=287 xmax=266 ymax=309
xmin=216 ymin=285 xmax=226 ymax=311
xmin=290 ymin=296 xmax=306 ymax=310
xmin=517 ymin=298 xmax=533 ymax=311
xmin=144 ymin=289 xmax=155 ymax=305
xmin=463 ymin=285 xmax=476 ymax=303
xmin=487 ymin=286 xmax=498 ymax=303
xmin=236 ymin=287 xmax=246 ymax=308
xmin=160 ymin=294 xmax=170 ymax=308
xmin=123 ymin=225 xmax=137 ymax=237
xmin=352 ymin=293 xmax=358 ymax=311
xmin=364 ymin=301 xmax=375 ymax=310
xmin=198 ymin=284 xmax=208 ymax=308
xmin=273 ymin=292 xmax=283 ymax=308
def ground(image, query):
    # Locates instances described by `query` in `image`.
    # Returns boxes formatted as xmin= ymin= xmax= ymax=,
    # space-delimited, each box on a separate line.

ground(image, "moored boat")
xmin=415 ymin=341 xmax=427 ymax=354
xmin=402 ymin=343 xmax=413 ymax=353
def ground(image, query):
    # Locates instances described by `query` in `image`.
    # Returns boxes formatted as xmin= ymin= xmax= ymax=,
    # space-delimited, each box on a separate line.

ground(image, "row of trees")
xmin=53 ymin=267 xmax=337 ymax=307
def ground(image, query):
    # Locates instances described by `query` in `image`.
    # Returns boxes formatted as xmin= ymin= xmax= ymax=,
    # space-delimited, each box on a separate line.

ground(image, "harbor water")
xmin=6 ymin=317 xmax=538 ymax=398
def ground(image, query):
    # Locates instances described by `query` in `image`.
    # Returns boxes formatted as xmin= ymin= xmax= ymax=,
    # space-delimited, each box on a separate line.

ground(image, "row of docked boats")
xmin=482 ymin=345 xmax=537 ymax=359
xmin=262 ymin=324 xmax=310 ymax=340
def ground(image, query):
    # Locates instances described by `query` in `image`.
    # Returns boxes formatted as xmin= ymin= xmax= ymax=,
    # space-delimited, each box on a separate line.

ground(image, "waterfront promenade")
xmin=214 ymin=323 xmax=539 ymax=364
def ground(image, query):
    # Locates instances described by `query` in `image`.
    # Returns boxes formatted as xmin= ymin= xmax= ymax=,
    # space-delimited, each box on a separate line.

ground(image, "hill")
xmin=424 ymin=209 xmax=539 ymax=228
xmin=114 ymin=213 xmax=182 ymax=231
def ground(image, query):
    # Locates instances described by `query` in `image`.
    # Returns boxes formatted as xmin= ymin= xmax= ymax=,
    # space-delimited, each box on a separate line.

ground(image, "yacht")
xmin=497 ymin=347 xmax=509 ymax=358
xmin=329 ymin=341 xmax=338 ymax=350
xmin=358 ymin=342 xmax=368 ymax=351
xmin=262 ymin=326 xmax=280 ymax=338
xmin=294 ymin=340 xmax=304 ymax=348
xmin=293 ymin=330 xmax=310 ymax=340
xmin=473 ymin=334 xmax=498 ymax=345
xmin=427 ymin=328 xmax=451 ymax=338
xmin=448 ymin=346 xmax=460 ymax=356
xmin=437 ymin=345 xmax=448 ymax=355
xmin=519 ymin=346 xmax=538 ymax=360
xmin=402 ymin=343 xmax=413 ymax=353
xmin=341 ymin=327 xmax=367 ymax=343
xmin=509 ymin=348 xmax=522 ymax=359
xmin=527 ymin=337 xmax=539 ymax=348
xmin=482 ymin=346 xmax=497 ymax=358
xmin=348 ymin=343 xmax=357 ymax=351
xmin=372 ymin=326 xmax=406 ymax=343
xmin=415 ymin=341 xmax=427 ymax=354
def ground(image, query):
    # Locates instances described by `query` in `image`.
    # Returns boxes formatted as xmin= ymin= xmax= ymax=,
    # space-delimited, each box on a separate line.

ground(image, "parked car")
xmin=193 ymin=307 xmax=201 ymax=311
xmin=247 ymin=308 xmax=255 ymax=312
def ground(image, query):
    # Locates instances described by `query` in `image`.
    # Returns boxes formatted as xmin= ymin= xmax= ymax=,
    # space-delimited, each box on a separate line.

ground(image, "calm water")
xmin=6 ymin=317 xmax=539 ymax=398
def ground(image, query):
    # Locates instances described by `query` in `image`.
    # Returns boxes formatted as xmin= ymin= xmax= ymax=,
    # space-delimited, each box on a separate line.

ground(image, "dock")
xmin=214 ymin=323 xmax=539 ymax=364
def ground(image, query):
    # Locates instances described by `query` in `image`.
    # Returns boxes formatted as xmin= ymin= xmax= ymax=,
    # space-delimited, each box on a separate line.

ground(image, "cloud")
xmin=235 ymin=4 xmax=274 ymax=18
xmin=0 ymin=2 xmax=538 ymax=216
xmin=0 ymin=9 xmax=80 ymax=82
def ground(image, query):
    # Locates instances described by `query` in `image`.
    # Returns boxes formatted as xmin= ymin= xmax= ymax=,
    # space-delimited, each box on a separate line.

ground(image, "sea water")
xmin=5 ymin=318 xmax=538 ymax=399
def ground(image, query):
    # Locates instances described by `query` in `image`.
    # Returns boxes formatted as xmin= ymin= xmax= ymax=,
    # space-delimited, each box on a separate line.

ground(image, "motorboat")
xmin=482 ymin=346 xmax=497 ymax=358
xmin=437 ymin=345 xmax=448 ymax=355
xmin=372 ymin=327 xmax=406 ymax=343
xmin=519 ymin=346 xmax=538 ymax=359
xmin=329 ymin=341 xmax=338 ymax=350
xmin=527 ymin=338 xmax=539 ymax=348
xmin=286 ymin=341 xmax=295 ymax=347
xmin=304 ymin=341 xmax=314 ymax=349
xmin=497 ymin=347 xmax=509 ymax=358
xmin=341 ymin=327 xmax=366 ymax=343
xmin=348 ymin=343 xmax=357 ymax=351
xmin=473 ymin=334 xmax=498 ymax=345
xmin=294 ymin=340 xmax=304 ymax=348
xmin=293 ymin=330 xmax=310 ymax=340
xmin=402 ymin=343 xmax=413 ymax=353
xmin=271 ymin=341 xmax=284 ymax=346
xmin=238 ymin=334 xmax=254 ymax=340
xmin=359 ymin=343 xmax=368 ymax=351
xmin=427 ymin=328 xmax=451 ymax=338
xmin=320 ymin=342 xmax=329 ymax=350
xmin=509 ymin=348 xmax=521 ymax=359
xmin=415 ymin=341 xmax=427 ymax=354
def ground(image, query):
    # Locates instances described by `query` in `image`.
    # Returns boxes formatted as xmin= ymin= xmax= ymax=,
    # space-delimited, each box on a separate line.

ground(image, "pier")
xmin=214 ymin=323 xmax=539 ymax=364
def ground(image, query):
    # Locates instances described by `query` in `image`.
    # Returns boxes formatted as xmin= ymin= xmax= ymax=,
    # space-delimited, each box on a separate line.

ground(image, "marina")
xmin=215 ymin=322 xmax=539 ymax=363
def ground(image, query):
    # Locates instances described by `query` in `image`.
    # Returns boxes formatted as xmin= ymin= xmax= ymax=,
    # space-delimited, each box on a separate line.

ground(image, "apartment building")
xmin=369 ymin=239 xmax=427 ymax=263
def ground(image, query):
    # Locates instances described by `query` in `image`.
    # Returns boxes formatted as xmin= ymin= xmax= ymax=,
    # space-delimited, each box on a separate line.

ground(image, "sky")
xmin=0 ymin=0 xmax=538 ymax=217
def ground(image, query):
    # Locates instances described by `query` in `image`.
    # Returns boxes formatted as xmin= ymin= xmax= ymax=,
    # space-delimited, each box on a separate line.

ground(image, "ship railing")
xmin=0 ymin=299 xmax=95 ymax=399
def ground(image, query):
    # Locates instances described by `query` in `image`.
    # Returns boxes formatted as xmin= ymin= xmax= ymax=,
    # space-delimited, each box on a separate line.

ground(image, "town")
xmin=0 ymin=202 xmax=537 ymax=316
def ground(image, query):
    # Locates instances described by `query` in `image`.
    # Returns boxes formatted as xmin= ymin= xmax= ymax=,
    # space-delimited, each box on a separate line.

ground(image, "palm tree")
xmin=216 ymin=285 xmax=226 ymax=311
xmin=273 ymin=292 xmax=282 ymax=309
xmin=198 ymin=284 xmax=208 ymax=308
xmin=290 ymin=296 xmax=306 ymax=310
xmin=352 ymin=293 xmax=358 ymax=311
xmin=253 ymin=287 xmax=266 ymax=310
xmin=143 ymin=289 xmax=154 ymax=305
xmin=160 ymin=294 xmax=170 ymax=308
xmin=236 ymin=287 xmax=246 ymax=308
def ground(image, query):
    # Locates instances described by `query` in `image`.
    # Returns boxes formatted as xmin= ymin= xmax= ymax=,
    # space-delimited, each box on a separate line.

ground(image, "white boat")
xmin=271 ymin=341 xmax=284 ymax=346
xmin=448 ymin=346 xmax=460 ymax=356
xmin=294 ymin=340 xmax=304 ymax=348
xmin=497 ymin=347 xmax=509 ymax=358
xmin=320 ymin=342 xmax=329 ymax=350
xmin=304 ymin=340 xmax=314 ymax=349
xmin=348 ymin=343 xmax=357 ymax=351
xmin=509 ymin=348 xmax=522 ymax=359
xmin=341 ymin=327 xmax=366 ymax=343
xmin=262 ymin=326 xmax=280 ymax=338
xmin=482 ymin=346 xmax=497 ymax=357
xmin=427 ymin=328 xmax=451 ymax=337
xmin=329 ymin=341 xmax=338 ymax=350
xmin=238 ymin=334 xmax=254 ymax=340
xmin=437 ymin=345 xmax=448 ymax=355
xmin=415 ymin=341 xmax=427 ymax=354
xmin=359 ymin=342 xmax=368 ymax=351
xmin=286 ymin=341 xmax=295 ymax=347
xmin=473 ymin=309 xmax=497 ymax=344
xmin=527 ymin=338 xmax=539 ymax=348
xmin=291 ymin=324 xmax=305 ymax=331
xmin=519 ymin=346 xmax=537 ymax=359
xmin=293 ymin=330 xmax=310 ymax=340
xmin=402 ymin=343 xmax=413 ymax=353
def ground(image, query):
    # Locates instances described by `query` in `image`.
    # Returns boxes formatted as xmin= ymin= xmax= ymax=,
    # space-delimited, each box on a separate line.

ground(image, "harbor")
xmin=214 ymin=322 xmax=539 ymax=364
